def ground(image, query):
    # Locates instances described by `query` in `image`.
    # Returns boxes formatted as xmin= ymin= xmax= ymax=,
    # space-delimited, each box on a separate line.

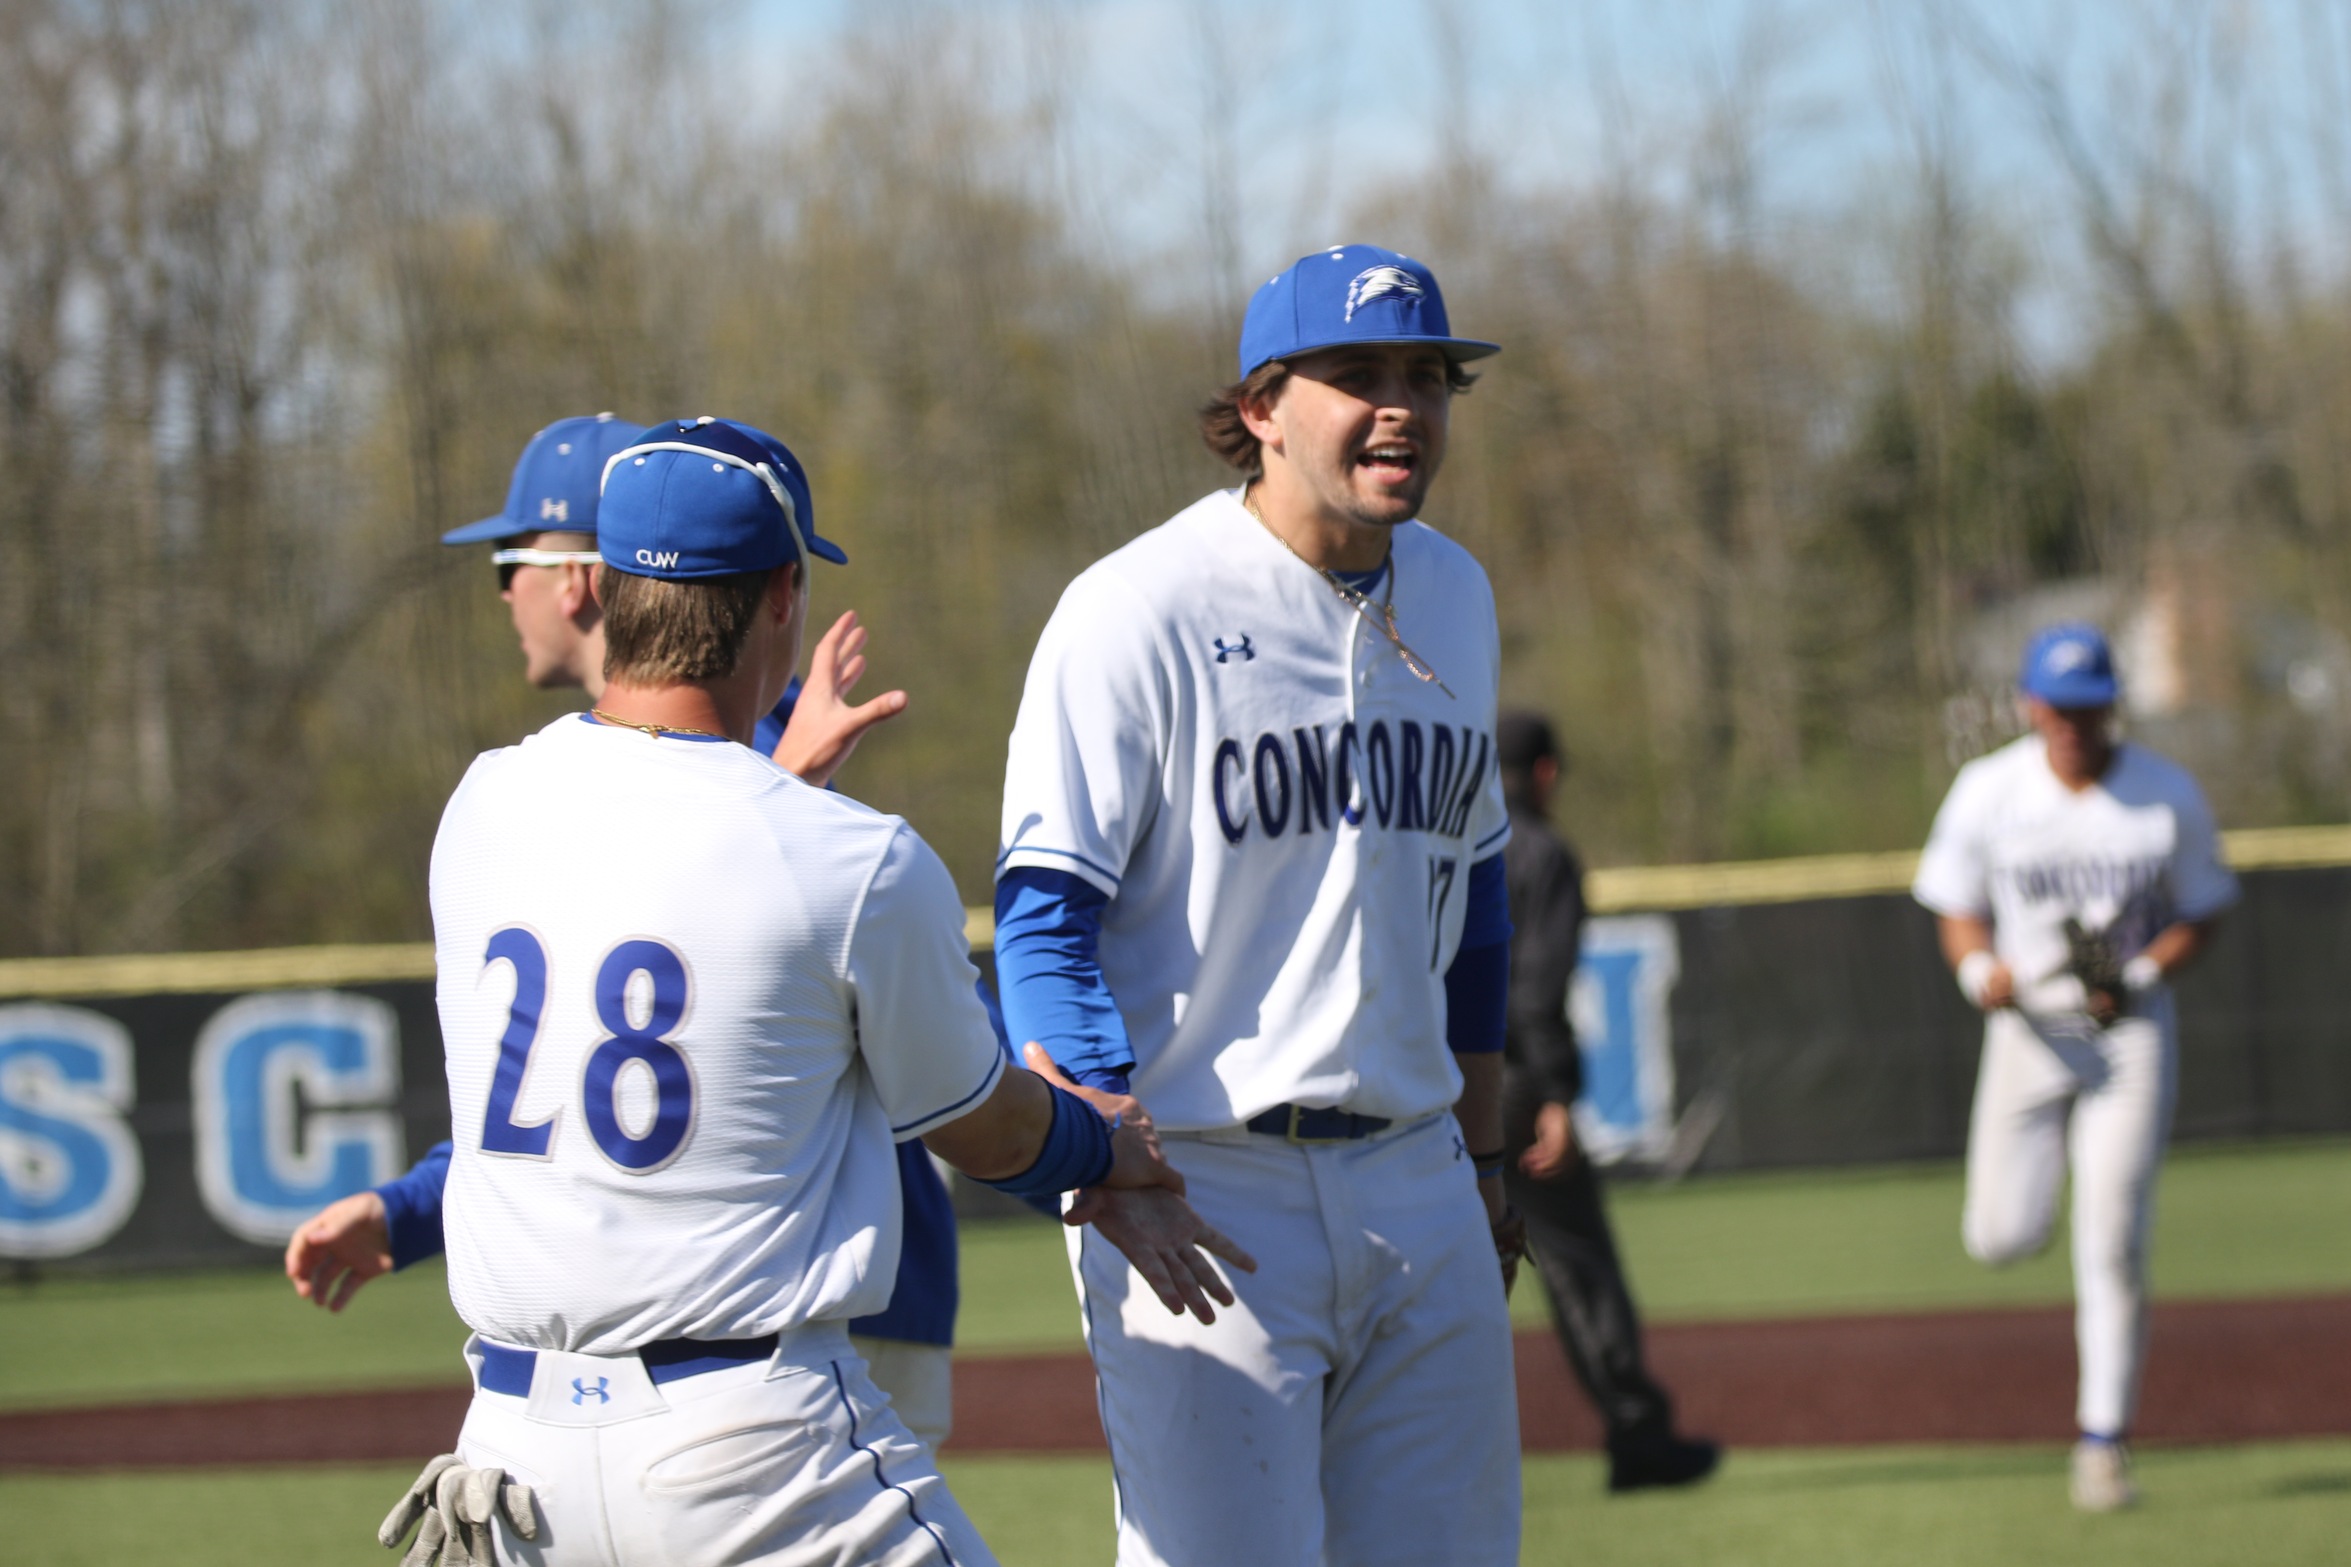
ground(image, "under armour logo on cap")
xmin=441 ymin=414 xmax=648 ymax=548
xmin=1344 ymin=265 xmax=1424 ymax=321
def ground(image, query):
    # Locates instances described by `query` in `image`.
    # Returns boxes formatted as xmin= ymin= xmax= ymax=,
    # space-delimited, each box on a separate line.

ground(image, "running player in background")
xmin=1913 ymin=623 xmax=2236 ymax=1512
xmin=997 ymin=245 xmax=1521 ymax=1566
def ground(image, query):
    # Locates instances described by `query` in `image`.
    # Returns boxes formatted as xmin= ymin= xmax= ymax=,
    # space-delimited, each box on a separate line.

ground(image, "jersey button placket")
xmin=1341 ymin=591 xmax=1378 ymax=1085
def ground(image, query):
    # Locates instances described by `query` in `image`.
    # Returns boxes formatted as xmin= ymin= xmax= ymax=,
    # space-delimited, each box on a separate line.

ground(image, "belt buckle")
xmin=1286 ymin=1104 xmax=1348 ymax=1144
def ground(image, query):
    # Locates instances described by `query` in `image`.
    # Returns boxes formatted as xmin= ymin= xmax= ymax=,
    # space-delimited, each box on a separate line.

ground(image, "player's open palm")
xmin=1068 ymin=1185 xmax=1258 ymax=1325
xmin=771 ymin=609 xmax=908 ymax=788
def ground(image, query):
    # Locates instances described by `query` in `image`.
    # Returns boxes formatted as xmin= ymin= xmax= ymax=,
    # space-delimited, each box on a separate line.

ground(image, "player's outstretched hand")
xmin=1023 ymin=1042 xmax=1161 ymax=1162
xmin=286 ymin=1190 xmax=393 ymax=1312
xmin=1065 ymin=1185 xmax=1259 ymax=1325
xmin=771 ymin=610 xmax=908 ymax=789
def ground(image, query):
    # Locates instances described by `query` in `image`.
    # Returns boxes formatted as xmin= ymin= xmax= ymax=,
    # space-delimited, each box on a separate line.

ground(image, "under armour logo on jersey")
xmin=571 ymin=1377 xmax=610 ymax=1405
xmin=1214 ymin=635 xmax=1255 ymax=664
xmin=1344 ymin=264 xmax=1424 ymax=321
xmin=540 ymin=497 xmax=570 ymax=523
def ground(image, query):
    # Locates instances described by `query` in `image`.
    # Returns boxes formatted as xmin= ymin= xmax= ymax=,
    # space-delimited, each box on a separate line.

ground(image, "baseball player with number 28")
xmin=997 ymin=246 xmax=1522 ymax=1566
xmin=381 ymin=416 xmax=1243 ymax=1566
xmin=1914 ymin=623 xmax=2235 ymax=1513
xmin=286 ymin=414 xmax=967 ymax=1456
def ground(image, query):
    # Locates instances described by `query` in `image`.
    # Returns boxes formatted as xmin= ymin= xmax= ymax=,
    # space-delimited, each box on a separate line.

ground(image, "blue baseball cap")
xmin=441 ymin=413 xmax=644 ymax=545
xmin=1237 ymin=244 xmax=1499 ymax=379
xmin=597 ymin=417 xmax=848 ymax=581
xmin=2019 ymin=622 xmax=2120 ymax=708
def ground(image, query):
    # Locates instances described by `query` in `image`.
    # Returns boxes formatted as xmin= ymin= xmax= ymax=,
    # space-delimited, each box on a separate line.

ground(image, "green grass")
xmin=0 ymin=1259 xmax=472 ymax=1411
xmin=963 ymin=1137 xmax=2351 ymax=1345
xmin=1552 ymin=1135 xmax=2351 ymax=1327
xmin=955 ymin=1212 xmax=1082 ymax=1352
xmin=6 ymin=1444 xmax=2348 ymax=1566
xmin=6 ymin=1139 xmax=2347 ymax=1410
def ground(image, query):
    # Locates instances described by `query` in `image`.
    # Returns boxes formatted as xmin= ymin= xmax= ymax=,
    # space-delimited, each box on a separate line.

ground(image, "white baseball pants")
xmin=452 ymin=1324 xmax=994 ymax=1567
xmin=1961 ymin=1001 xmax=2177 ymax=1437
xmin=1070 ymin=1113 xmax=1521 ymax=1567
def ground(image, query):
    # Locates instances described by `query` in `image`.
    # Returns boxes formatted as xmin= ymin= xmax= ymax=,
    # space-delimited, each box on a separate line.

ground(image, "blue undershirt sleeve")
xmin=374 ymin=1141 xmax=451 ymax=1270
xmin=974 ymin=977 xmax=1068 ymax=1220
xmin=993 ymin=865 xmax=1138 ymax=1082
xmin=1445 ymin=855 xmax=1513 ymax=1055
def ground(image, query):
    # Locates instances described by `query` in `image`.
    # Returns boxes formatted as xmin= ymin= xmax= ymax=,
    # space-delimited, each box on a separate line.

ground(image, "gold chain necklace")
xmin=1242 ymin=485 xmax=1454 ymax=698
xmin=590 ymin=708 xmax=729 ymax=741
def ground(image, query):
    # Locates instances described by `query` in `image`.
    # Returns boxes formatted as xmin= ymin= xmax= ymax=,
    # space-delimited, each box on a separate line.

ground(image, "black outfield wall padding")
xmin=1662 ymin=868 xmax=2351 ymax=1172
xmin=5 ymin=864 xmax=2349 ymax=1268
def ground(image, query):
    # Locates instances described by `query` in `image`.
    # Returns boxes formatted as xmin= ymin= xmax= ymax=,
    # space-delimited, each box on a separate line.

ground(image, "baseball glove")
xmin=2062 ymin=917 xmax=2126 ymax=1023
xmin=1493 ymin=1203 xmax=1527 ymax=1295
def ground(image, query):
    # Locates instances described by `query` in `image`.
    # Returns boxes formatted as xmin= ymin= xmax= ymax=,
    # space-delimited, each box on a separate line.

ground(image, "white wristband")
xmin=1956 ymin=950 xmax=1999 ymax=1008
xmin=2122 ymin=954 xmax=2163 ymax=993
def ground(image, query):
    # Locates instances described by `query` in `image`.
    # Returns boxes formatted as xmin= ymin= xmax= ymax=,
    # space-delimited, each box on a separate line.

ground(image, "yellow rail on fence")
xmin=6 ymin=825 xmax=2348 ymax=1000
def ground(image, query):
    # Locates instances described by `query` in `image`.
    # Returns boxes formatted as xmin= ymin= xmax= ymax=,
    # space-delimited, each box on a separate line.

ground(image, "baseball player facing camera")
xmin=393 ymin=417 xmax=1246 ymax=1566
xmin=997 ymin=246 xmax=1524 ymax=1566
xmin=1914 ymin=623 xmax=2236 ymax=1513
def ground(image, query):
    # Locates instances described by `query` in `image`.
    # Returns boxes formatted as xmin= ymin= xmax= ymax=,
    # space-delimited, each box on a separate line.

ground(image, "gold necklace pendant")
xmin=590 ymin=707 xmax=728 ymax=741
xmin=1242 ymin=485 xmax=1454 ymax=699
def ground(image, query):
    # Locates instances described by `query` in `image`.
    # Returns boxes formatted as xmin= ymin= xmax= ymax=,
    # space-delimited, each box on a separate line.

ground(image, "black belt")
xmin=477 ymin=1333 xmax=778 ymax=1397
xmin=1245 ymin=1103 xmax=1393 ymax=1143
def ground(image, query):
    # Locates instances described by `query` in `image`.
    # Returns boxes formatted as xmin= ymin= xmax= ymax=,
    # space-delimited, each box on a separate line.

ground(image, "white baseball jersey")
xmin=431 ymin=715 xmax=1003 ymax=1354
xmin=1913 ymin=734 xmax=2237 ymax=994
xmin=998 ymin=488 xmax=1508 ymax=1130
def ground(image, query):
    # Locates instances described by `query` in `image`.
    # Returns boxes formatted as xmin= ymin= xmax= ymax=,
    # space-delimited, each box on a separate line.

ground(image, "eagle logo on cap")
xmin=2044 ymin=639 xmax=2094 ymax=675
xmin=1344 ymin=264 xmax=1424 ymax=321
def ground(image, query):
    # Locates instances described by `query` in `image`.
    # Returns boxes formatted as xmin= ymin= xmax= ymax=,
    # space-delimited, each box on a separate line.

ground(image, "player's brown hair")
xmin=1198 ymin=355 xmax=1479 ymax=478
xmin=1198 ymin=361 xmax=1293 ymax=479
xmin=598 ymin=564 xmax=790 ymax=684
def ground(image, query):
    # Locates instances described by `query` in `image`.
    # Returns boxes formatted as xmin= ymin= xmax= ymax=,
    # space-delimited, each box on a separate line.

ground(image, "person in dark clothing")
xmin=1498 ymin=711 xmax=1721 ymax=1494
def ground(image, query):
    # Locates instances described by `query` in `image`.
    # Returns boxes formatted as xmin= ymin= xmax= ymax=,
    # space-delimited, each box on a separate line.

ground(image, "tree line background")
xmin=5 ymin=0 xmax=2350 ymax=958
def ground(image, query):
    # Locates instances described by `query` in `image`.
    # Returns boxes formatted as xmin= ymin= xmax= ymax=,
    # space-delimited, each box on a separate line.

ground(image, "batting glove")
xmin=379 ymin=1453 xmax=540 ymax=1567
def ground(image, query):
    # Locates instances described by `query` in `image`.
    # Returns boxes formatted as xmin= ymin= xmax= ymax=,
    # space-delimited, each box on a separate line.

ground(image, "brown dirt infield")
xmin=5 ymin=1296 xmax=2346 ymax=1470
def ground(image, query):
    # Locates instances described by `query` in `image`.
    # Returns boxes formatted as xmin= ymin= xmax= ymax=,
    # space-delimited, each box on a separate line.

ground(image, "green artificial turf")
xmin=5 ymin=1138 xmax=2346 ymax=1410
xmin=5 ymin=1444 xmax=2348 ymax=1566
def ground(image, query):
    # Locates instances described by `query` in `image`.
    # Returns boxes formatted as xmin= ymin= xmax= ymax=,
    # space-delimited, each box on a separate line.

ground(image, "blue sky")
xmin=727 ymin=1 xmax=2336 ymax=363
